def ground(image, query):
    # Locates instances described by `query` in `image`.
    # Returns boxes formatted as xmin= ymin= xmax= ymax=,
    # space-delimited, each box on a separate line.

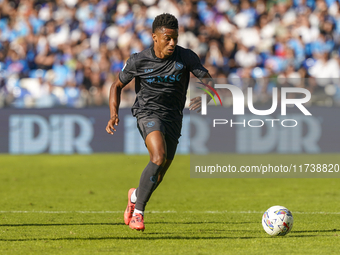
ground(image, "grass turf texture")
xmin=0 ymin=154 xmax=339 ymax=255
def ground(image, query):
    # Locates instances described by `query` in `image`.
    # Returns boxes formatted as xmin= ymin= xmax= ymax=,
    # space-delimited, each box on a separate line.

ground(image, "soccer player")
xmin=106 ymin=13 xmax=212 ymax=231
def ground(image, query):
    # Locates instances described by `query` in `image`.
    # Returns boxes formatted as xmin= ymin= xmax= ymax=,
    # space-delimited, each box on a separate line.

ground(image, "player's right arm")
xmin=106 ymin=53 xmax=137 ymax=135
xmin=106 ymin=79 xmax=127 ymax=135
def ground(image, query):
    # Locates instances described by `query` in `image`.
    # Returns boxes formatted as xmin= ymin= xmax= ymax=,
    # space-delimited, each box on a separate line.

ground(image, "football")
xmin=262 ymin=205 xmax=294 ymax=236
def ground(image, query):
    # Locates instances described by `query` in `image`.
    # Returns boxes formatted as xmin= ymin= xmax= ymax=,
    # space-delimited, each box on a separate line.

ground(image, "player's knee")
xmin=150 ymin=152 xmax=166 ymax=166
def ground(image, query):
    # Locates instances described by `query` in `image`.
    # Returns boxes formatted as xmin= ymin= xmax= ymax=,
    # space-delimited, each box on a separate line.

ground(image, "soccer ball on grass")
xmin=262 ymin=205 xmax=294 ymax=236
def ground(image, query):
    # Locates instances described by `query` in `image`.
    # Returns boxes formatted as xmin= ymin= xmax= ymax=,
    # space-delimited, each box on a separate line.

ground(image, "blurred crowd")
xmin=1 ymin=0 xmax=340 ymax=108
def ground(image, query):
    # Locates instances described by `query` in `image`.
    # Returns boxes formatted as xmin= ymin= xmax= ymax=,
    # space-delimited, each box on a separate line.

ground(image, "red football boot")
xmin=129 ymin=213 xmax=145 ymax=231
xmin=124 ymin=188 xmax=136 ymax=225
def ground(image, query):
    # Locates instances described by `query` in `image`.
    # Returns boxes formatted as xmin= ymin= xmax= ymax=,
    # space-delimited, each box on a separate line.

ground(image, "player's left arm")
xmin=189 ymin=72 xmax=215 ymax=112
xmin=184 ymin=49 xmax=215 ymax=112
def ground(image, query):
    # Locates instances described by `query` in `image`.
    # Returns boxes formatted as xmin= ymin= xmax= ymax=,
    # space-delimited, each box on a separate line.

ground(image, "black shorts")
xmin=137 ymin=116 xmax=182 ymax=160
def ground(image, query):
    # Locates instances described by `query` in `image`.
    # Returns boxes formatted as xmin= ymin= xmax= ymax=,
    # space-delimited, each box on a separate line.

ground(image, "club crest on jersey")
xmin=175 ymin=62 xmax=184 ymax=70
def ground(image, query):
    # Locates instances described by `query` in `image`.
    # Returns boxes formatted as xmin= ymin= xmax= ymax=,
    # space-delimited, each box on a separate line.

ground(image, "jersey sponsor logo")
xmin=144 ymin=69 xmax=153 ymax=73
xmin=145 ymin=73 xmax=182 ymax=84
xmin=146 ymin=121 xmax=155 ymax=127
xmin=175 ymin=62 xmax=184 ymax=70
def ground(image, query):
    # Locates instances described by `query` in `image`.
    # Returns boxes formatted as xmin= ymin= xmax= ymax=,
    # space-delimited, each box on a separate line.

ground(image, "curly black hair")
xmin=152 ymin=13 xmax=178 ymax=33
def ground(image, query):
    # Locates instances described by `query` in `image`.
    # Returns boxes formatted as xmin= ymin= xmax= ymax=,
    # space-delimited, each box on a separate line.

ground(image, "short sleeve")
xmin=186 ymin=50 xmax=208 ymax=78
xmin=119 ymin=53 xmax=137 ymax=85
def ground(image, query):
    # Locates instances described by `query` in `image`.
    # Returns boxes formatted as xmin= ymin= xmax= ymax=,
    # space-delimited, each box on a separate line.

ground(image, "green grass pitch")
xmin=0 ymin=154 xmax=339 ymax=254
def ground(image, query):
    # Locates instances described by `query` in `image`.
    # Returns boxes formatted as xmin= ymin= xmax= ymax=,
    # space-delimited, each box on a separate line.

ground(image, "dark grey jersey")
xmin=119 ymin=45 xmax=208 ymax=121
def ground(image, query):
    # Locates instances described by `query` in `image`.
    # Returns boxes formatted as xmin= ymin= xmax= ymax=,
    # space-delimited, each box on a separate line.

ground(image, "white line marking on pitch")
xmin=0 ymin=210 xmax=339 ymax=214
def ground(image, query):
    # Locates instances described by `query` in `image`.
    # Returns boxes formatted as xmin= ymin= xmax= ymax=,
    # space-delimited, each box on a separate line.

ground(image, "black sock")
xmin=134 ymin=176 xmax=161 ymax=204
xmin=135 ymin=161 xmax=163 ymax=211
